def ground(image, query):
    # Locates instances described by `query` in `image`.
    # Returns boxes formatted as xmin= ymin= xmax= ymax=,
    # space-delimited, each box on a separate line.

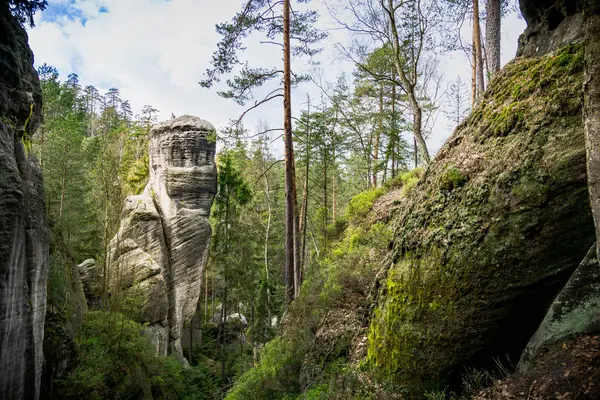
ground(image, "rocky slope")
xmin=368 ymin=41 xmax=594 ymax=395
xmin=107 ymin=115 xmax=217 ymax=361
xmin=0 ymin=4 xmax=49 ymax=399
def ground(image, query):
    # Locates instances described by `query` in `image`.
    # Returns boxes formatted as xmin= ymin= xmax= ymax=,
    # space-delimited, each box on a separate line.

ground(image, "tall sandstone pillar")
xmin=0 ymin=3 xmax=49 ymax=400
xmin=107 ymin=115 xmax=217 ymax=361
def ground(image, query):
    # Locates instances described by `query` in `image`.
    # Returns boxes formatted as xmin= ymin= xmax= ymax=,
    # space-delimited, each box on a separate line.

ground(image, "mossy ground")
xmin=366 ymin=43 xmax=595 ymax=396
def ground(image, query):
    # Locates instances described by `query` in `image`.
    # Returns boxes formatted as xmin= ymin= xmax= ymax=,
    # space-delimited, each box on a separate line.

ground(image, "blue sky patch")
xmin=40 ymin=1 xmax=109 ymax=26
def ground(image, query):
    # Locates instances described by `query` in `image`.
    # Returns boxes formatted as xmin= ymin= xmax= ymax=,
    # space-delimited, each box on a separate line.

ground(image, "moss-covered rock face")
xmin=367 ymin=43 xmax=595 ymax=395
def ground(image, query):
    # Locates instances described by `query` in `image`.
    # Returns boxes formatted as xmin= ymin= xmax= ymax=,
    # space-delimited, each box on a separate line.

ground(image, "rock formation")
xmin=518 ymin=245 xmax=600 ymax=371
xmin=0 ymin=4 xmax=49 ymax=400
xmin=367 ymin=31 xmax=595 ymax=394
xmin=107 ymin=115 xmax=216 ymax=360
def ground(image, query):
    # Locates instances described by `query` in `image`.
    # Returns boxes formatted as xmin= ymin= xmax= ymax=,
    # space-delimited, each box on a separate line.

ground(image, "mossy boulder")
xmin=366 ymin=43 xmax=595 ymax=395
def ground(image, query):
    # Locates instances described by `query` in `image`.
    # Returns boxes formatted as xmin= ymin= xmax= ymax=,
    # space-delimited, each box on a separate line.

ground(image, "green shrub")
xmin=225 ymin=337 xmax=301 ymax=400
xmin=346 ymin=188 xmax=385 ymax=220
xmin=56 ymin=311 xmax=219 ymax=400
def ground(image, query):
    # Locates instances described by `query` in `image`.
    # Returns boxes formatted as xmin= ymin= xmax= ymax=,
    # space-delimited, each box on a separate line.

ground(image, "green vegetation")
xmin=55 ymin=312 xmax=218 ymax=399
xmin=225 ymin=173 xmax=420 ymax=399
xmin=347 ymin=188 xmax=385 ymax=220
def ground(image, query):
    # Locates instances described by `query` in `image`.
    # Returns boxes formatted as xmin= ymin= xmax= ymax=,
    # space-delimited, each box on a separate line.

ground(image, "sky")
xmin=27 ymin=0 xmax=527 ymax=157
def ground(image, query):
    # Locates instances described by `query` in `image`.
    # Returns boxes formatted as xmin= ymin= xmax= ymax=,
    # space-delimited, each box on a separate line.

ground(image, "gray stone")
xmin=78 ymin=259 xmax=102 ymax=306
xmin=0 ymin=4 xmax=48 ymax=400
xmin=107 ymin=115 xmax=216 ymax=360
xmin=517 ymin=0 xmax=584 ymax=57
xmin=519 ymin=245 xmax=600 ymax=371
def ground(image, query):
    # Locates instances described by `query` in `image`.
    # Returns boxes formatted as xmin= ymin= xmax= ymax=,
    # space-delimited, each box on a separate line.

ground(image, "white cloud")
xmin=27 ymin=0 xmax=526 ymax=158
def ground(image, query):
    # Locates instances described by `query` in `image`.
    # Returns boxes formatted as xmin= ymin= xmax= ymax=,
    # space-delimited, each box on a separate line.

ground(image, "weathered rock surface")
xmin=518 ymin=245 xmax=600 ymax=371
xmin=0 ymin=4 xmax=49 ymax=400
xmin=367 ymin=42 xmax=594 ymax=394
xmin=78 ymin=259 xmax=102 ymax=307
xmin=107 ymin=115 xmax=216 ymax=360
xmin=517 ymin=0 xmax=584 ymax=57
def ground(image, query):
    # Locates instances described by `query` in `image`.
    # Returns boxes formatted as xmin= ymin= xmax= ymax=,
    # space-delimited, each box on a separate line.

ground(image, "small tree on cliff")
xmin=7 ymin=0 xmax=47 ymax=26
xmin=200 ymin=0 xmax=327 ymax=305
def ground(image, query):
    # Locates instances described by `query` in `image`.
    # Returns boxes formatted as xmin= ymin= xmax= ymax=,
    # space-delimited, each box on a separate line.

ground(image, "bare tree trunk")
xmin=372 ymin=84 xmax=383 ymax=188
xmin=322 ymin=141 xmax=328 ymax=255
xmin=391 ymin=81 xmax=397 ymax=178
xmin=204 ymin=264 xmax=209 ymax=323
xmin=386 ymin=0 xmax=431 ymax=166
xmin=472 ymin=29 xmax=477 ymax=108
xmin=283 ymin=0 xmax=296 ymax=305
xmin=584 ymin=4 xmax=600 ymax=259
xmin=58 ymin=165 xmax=67 ymax=224
xmin=474 ymin=0 xmax=485 ymax=98
xmin=485 ymin=0 xmax=501 ymax=76
xmin=414 ymin=136 xmax=418 ymax=169
xmin=332 ymin=172 xmax=336 ymax=222
xmin=263 ymin=176 xmax=272 ymax=324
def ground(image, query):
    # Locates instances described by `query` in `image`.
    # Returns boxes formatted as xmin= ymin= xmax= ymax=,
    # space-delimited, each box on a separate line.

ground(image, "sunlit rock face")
xmin=107 ymin=115 xmax=217 ymax=361
xmin=0 ymin=4 xmax=49 ymax=400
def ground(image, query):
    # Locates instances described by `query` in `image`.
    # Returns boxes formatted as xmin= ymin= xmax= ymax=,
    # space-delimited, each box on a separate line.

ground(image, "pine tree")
xmin=201 ymin=0 xmax=327 ymax=305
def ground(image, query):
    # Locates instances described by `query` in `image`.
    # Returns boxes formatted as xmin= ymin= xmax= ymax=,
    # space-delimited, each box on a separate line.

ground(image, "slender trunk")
xmin=414 ymin=136 xmax=418 ymax=169
xmin=474 ymin=0 xmax=485 ymax=98
xmin=386 ymin=0 xmax=430 ymax=166
xmin=471 ymin=18 xmax=477 ymax=108
xmin=300 ymin=138 xmax=310 ymax=285
xmin=221 ymin=191 xmax=231 ymax=387
xmin=293 ymin=156 xmax=301 ymax=298
xmin=322 ymin=143 xmax=328 ymax=255
xmin=411 ymin=98 xmax=429 ymax=165
xmin=367 ymin=128 xmax=374 ymax=187
xmin=485 ymin=0 xmax=501 ymax=76
xmin=391 ymin=82 xmax=397 ymax=178
xmin=584 ymin=5 xmax=600 ymax=259
xmin=58 ymin=164 xmax=67 ymax=224
xmin=219 ymin=289 xmax=227 ymax=386
xmin=372 ymin=84 xmax=383 ymax=188
xmin=298 ymin=157 xmax=309 ymax=270
xmin=283 ymin=0 xmax=296 ymax=304
xmin=332 ymin=172 xmax=336 ymax=222
xmin=204 ymin=264 xmax=209 ymax=323
xmin=263 ymin=176 xmax=272 ymax=325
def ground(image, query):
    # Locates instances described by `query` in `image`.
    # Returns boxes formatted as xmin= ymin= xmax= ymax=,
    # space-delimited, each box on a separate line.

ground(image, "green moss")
xmin=439 ymin=166 xmax=467 ymax=191
xmin=347 ymin=187 xmax=386 ymax=220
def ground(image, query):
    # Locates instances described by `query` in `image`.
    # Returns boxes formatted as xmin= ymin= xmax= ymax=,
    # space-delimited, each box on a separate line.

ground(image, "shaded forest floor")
xmin=474 ymin=335 xmax=600 ymax=400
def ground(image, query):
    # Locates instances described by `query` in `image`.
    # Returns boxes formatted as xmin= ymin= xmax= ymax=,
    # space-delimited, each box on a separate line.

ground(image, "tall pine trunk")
xmin=283 ymin=0 xmax=296 ymax=304
xmin=474 ymin=0 xmax=485 ymax=98
xmin=485 ymin=0 xmax=501 ymax=76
